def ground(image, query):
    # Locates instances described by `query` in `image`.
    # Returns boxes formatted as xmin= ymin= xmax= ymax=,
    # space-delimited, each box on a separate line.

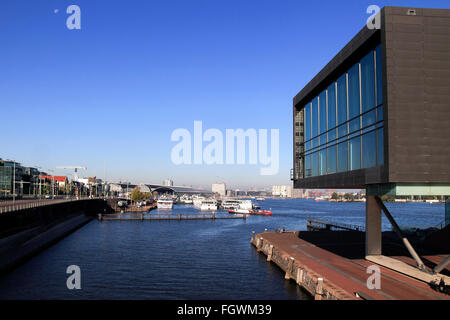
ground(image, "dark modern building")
xmin=292 ymin=7 xmax=450 ymax=280
xmin=293 ymin=6 xmax=450 ymax=196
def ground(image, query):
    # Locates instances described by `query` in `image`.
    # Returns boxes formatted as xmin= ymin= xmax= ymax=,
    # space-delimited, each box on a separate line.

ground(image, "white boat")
xmin=180 ymin=195 xmax=193 ymax=204
xmin=222 ymin=199 xmax=241 ymax=210
xmin=157 ymin=199 xmax=173 ymax=209
xmin=228 ymin=208 xmax=251 ymax=214
xmin=256 ymin=197 xmax=265 ymax=201
xmin=193 ymin=196 xmax=205 ymax=209
xmin=238 ymin=200 xmax=253 ymax=210
xmin=200 ymin=199 xmax=218 ymax=211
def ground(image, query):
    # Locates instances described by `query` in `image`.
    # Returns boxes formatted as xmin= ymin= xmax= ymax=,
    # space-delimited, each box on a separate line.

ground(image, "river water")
xmin=0 ymin=199 xmax=444 ymax=299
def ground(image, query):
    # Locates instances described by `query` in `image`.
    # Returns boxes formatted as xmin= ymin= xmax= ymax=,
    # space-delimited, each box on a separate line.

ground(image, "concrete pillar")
xmin=365 ymin=195 xmax=382 ymax=256
xmin=296 ymin=268 xmax=304 ymax=285
xmin=315 ymin=277 xmax=323 ymax=300
xmin=267 ymin=245 xmax=274 ymax=262
xmin=285 ymin=257 xmax=294 ymax=280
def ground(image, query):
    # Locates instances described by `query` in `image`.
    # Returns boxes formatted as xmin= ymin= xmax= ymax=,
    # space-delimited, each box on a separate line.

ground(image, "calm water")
xmin=0 ymin=199 xmax=445 ymax=299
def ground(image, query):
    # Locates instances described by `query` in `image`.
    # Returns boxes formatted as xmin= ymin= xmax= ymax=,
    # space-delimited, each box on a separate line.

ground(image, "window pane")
xmin=327 ymin=145 xmax=337 ymax=174
xmin=338 ymin=123 xmax=347 ymax=138
xmin=312 ymin=97 xmax=319 ymax=138
xmin=377 ymin=127 xmax=384 ymax=166
xmin=376 ymin=105 xmax=383 ymax=122
xmin=312 ymin=137 xmax=319 ymax=149
xmin=319 ymin=133 xmax=327 ymax=147
xmin=362 ymin=131 xmax=377 ymax=169
xmin=376 ymin=44 xmax=383 ymax=106
xmin=328 ymin=128 xmax=336 ymax=143
xmin=337 ymin=74 xmax=347 ymax=125
xmin=348 ymin=64 xmax=360 ymax=119
xmin=305 ymin=141 xmax=311 ymax=152
xmin=327 ymin=83 xmax=337 ymax=131
xmin=319 ymin=149 xmax=326 ymax=175
xmin=362 ymin=110 xmax=376 ymax=128
xmin=361 ymin=50 xmax=375 ymax=112
xmin=319 ymin=90 xmax=327 ymax=135
xmin=337 ymin=141 xmax=348 ymax=172
xmin=305 ymin=103 xmax=311 ymax=141
xmin=312 ymin=152 xmax=319 ymax=177
xmin=349 ymin=136 xmax=361 ymax=170
xmin=349 ymin=118 xmax=360 ymax=135
xmin=305 ymin=154 xmax=312 ymax=178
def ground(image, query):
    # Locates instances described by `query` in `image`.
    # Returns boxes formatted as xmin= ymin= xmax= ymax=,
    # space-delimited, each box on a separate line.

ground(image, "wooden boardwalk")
xmin=251 ymin=230 xmax=450 ymax=300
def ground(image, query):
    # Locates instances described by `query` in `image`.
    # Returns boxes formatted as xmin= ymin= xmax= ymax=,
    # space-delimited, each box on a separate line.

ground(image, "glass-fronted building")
xmin=0 ymin=160 xmax=24 ymax=198
xmin=293 ymin=6 xmax=450 ymax=194
xmin=303 ymin=45 xmax=384 ymax=179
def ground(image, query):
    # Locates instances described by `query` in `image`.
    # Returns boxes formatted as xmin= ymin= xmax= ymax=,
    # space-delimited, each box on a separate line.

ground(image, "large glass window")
xmin=348 ymin=64 xmax=361 ymax=119
xmin=300 ymin=45 xmax=384 ymax=178
xmin=327 ymin=83 xmax=337 ymax=142
xmin=312 ymin=152 xmax=319 ymax=177
xmin=362 ymin=131 xmax=376 ymax=168
xmin=319 ymin=90 xmax=327 ymax=135
xmin=319 ymin=149 xmax=326 ymax=175
xmin=376 ymin=44 xmax=383 ymax=106
xmin=337 ymin=74 xmax=347 ymax=125
xmin=349 ymin=137 xmax=361 ymax=170
xmin=305 ymin=103 xmax=311 ymax=143
xmin=361 ymin=51 xmax=375 ymax=112
xmin=327 ymin=145 xmax=337 ymax=174
xmin=337 ymin=141 xmax=348 ymax=173
xmin=305 ymin=154 xmax=312 ymax=178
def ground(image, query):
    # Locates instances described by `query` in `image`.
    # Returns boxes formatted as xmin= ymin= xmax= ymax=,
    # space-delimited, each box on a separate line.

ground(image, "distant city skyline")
xmin=1 ymin=0 xmax=449 ymax=189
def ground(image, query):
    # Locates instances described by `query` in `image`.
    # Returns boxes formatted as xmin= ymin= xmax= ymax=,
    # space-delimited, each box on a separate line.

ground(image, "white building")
xmin=163 ymin=179 xmax=173 ymax=187
xmin=272 ymin=185 xmax=294 ymax=198
xmin=212 ymin=182 xmax=226 ymax=196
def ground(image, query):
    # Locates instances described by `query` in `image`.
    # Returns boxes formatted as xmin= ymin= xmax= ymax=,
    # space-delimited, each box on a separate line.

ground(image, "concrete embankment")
xmin=0 ymin=213 xmax=92 ymax=274
xmin=0 ymin=199 xmax=114 ymax=275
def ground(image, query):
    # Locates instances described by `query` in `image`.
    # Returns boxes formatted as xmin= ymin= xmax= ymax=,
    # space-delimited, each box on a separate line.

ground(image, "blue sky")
xmin=1 ymin=0 xmax=449 ymax=190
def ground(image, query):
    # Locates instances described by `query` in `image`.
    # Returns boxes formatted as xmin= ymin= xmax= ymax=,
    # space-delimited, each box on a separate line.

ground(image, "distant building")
xmin=163 ymin=179 xmax=173 ymax=187
xmin=272 ymin=185 xmax=293 ymax=198
xmin=0 ymin=159 xmax=24 ymax=198
xmin=212 ymin=182 xmax=226 ymax=196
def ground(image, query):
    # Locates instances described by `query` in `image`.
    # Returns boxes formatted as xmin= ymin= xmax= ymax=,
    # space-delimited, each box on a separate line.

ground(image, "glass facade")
xmin=303 ymin=44 xmax=384 ymax=178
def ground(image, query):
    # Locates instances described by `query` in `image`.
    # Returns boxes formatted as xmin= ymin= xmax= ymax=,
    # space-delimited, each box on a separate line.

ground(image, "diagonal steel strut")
xmin=374 ymin=196 xmax=428 ymax=272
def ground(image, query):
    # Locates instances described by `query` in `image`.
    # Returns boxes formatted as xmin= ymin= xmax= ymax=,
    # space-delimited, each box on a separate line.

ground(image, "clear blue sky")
xmin=1 ymin=0 xmax=448 ymax=190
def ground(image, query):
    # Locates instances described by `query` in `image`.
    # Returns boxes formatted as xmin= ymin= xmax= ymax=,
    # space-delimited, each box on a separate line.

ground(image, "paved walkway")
xmin=258 ymin=231 xmax=449 ymax=300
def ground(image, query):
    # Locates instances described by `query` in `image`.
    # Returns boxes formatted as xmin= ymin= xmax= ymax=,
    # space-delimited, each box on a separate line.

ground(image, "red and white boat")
xmin=249 ymin=209 xmax=272 ymax=216
xmin=228 ymin=208 xmax=251 ymax=214
xmin=228 ymin=208 xmax=272 ymax=216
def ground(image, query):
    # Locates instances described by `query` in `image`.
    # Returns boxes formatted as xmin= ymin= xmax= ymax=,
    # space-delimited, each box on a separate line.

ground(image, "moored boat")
xmin=249 ymin=209 xmax=272 ymax=216
xmin=157 ymin=198 xmax=173 ymax=209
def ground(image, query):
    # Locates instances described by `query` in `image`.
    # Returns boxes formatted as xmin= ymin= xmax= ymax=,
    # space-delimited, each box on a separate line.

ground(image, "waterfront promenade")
xmin=251 ymin=230 xmax=450 ymax=300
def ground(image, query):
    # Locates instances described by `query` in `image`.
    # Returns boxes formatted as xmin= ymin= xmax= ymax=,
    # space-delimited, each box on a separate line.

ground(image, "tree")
xmin=131 ymin=187 xmax=145 ymax=202
xmin=331 ymin=192 xmax=338 ymax=200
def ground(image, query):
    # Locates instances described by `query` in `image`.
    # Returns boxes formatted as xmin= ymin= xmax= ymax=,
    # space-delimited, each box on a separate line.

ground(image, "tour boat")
xmin=200 ymin=199 xmax=218 ymax=211
xmin=157 ymin=199 xmax=173 ymax=209
xmin=221 ymin=199 xmax=241 ymax=210
xmin=228 ymin=208 xmax=251 ymax=214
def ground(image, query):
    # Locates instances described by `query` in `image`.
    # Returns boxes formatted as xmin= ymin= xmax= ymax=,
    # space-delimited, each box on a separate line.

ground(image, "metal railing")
xmin=306 ymin=218 xmax=365 ymax=232
xmin=0 ymin=197 xmax=99 ymax=215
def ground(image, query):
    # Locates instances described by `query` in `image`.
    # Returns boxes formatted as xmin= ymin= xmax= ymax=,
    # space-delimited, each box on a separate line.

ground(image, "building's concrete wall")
xmin=384 ymin=7 xmax=450 ymax=183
